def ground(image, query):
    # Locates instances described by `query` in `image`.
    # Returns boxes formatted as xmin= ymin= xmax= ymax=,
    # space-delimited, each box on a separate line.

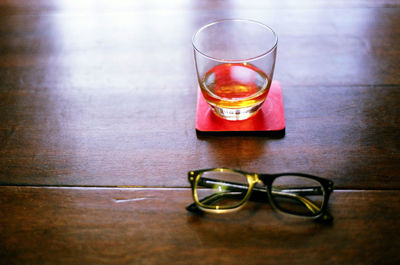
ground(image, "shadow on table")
xmin=185 ymin=201 xmax=334 ymax=251
xmin=196 ymin=128 xmax=285 ymax=138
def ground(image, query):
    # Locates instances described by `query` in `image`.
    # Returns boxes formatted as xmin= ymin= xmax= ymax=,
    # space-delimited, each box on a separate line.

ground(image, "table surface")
xmin=1 ymin=0 xmax=399 ymax=264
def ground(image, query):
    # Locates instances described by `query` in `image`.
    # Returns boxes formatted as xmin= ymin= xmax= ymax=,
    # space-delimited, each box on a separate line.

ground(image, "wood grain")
xmin=0 ymin=83 xmax=398 ymax=188
xmin=0 ymin=1 xmax=399 ymax=188
xmin=1 ymin=187 xmax=399 ymax=265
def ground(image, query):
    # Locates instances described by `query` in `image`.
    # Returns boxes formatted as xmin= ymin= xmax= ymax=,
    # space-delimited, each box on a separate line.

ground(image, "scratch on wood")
xmin=113 ymin=196 xmax=156 ymax=203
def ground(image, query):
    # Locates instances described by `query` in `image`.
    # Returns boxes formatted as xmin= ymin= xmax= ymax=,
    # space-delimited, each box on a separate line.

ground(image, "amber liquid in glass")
xmin=200 ymin=63 xmax=270 ymax=109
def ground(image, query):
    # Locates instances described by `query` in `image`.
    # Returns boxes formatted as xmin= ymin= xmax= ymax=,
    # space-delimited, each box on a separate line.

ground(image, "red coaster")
xmin=195 ymin=81 xmax=285 ymax=134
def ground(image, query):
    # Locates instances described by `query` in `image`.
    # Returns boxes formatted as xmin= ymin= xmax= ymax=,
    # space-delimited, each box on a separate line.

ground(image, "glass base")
xmin=210 ymin=101 xmax=265 ymax=121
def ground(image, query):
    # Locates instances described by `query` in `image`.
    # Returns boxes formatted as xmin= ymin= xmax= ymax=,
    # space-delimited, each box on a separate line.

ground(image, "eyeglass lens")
xmin=195 ymin=170 xmax=249 ymax=209
xmin=271 ymin=176 xmax=324 ymax=216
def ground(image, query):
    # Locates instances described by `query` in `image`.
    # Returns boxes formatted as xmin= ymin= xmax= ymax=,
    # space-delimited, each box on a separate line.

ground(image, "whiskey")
xmin=200 ymin=63 xmax=270 ymax=109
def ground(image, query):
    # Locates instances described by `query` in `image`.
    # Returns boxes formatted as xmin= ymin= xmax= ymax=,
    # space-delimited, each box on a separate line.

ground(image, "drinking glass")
xmin=192 ymin=19 xmax=278 ymax=120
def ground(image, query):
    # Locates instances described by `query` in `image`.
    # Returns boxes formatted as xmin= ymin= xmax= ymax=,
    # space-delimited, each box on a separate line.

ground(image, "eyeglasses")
xmin=186 ymin=168 xmax=334 ymax=222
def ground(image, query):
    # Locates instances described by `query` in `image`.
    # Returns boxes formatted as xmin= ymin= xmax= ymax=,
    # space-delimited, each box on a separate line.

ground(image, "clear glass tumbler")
xmin=192 ymin=19 xmax=278 ymax=120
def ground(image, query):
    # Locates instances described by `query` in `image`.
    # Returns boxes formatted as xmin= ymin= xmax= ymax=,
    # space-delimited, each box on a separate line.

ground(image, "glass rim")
xmin=192 ymin=18 xmax=278 ymax=63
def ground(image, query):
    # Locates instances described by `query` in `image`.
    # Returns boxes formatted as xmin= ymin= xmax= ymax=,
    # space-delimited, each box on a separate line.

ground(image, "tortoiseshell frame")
xmin=187 ymin=168 xmax=334 ymax=222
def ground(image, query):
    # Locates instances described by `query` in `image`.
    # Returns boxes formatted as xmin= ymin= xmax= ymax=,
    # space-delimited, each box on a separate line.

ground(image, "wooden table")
xmin=1 ymin=0 xmax=399 ymax=264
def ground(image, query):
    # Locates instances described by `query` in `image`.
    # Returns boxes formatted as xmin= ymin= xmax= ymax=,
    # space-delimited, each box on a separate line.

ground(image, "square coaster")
xmin=195 ymin=81 xmax=285 ymax=134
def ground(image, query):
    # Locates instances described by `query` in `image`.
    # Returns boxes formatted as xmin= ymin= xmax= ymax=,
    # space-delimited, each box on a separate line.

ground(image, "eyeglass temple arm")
xmin=271 ymin=190 xmax=320 ymax=213
xmin=186 ymin=192 xmax=243 ymax=213
xmin=197 ymin=177 xmax=324 ymax=196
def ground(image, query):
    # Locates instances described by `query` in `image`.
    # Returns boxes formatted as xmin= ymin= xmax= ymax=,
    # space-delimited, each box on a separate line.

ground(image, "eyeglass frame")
xmin=186 ymin=168 xmax=334 ymax=222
